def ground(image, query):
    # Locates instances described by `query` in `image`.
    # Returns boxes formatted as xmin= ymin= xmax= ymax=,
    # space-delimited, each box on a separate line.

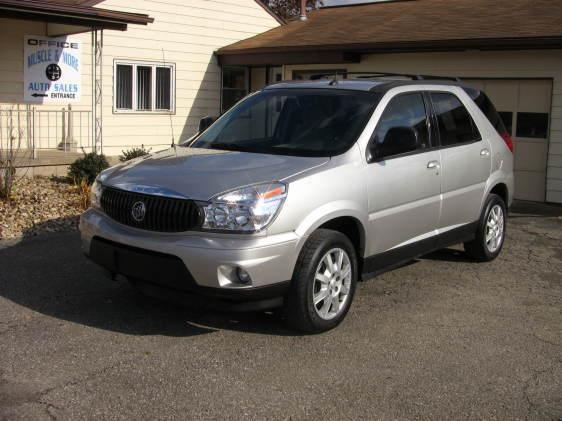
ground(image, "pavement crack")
xmin=37 ymin=400 xmax=62 ymax=421
xmin=522 ymin=367 xmax=552 ymax=420
xmin=531 ymin=333 xmax=562 ymax=348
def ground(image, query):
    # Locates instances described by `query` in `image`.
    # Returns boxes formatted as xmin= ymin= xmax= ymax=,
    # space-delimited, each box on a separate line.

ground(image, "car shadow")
xmin=421 ymin=247 xmax=473 ymax=263
xmin=0 ymin=229 xmax=298 ymax=337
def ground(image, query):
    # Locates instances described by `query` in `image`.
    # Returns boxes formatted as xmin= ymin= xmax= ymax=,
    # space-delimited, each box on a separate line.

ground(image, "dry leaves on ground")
xmin=0 ymin=176 xmax=84 ymax=240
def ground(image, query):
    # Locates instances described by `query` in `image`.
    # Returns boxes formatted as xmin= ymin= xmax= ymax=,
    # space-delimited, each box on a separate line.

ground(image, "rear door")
xmin=365 ymin=91 xmax=442 ymax=260
xmin=428 ymin=90 xmax=491 ymax=233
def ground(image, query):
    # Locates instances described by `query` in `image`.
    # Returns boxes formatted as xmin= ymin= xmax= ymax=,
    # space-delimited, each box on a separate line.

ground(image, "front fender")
xmin=292 ymin=201 xmax=368 ymax=259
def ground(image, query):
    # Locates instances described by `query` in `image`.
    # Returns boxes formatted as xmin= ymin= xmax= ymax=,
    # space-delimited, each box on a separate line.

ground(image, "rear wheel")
xmin=464 ymin=194 xmax=507 ymax=261
xmin=285 ymin=229 xmax=358 ymax=333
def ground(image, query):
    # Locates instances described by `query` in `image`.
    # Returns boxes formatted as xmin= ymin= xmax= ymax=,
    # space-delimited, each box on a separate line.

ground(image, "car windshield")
xmin=190 ymin=89 xmax=379 ymax=157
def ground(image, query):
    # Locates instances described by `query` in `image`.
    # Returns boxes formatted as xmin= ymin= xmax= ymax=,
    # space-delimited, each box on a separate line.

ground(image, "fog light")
xmin=236 ymin=267 xmax=251 ymax=284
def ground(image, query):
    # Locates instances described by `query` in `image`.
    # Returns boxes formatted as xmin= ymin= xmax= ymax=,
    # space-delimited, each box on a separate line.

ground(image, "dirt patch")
xmin=0 ymin=177 xmax=83 ymax=240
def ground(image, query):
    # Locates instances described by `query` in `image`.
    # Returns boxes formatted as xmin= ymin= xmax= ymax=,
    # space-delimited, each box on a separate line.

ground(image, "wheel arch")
xmin=317 ymin=216 xmax=366 ymax=262
xmin=489 ymin=182 xmax=509 ymax=206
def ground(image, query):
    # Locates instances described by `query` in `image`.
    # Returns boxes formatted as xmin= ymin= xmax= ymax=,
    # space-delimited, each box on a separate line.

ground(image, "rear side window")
xmin=464 ymin=87 xmax=508 ymax=136
xmin=369 ymin=93 xmax=430 ymax=161
xmin=431 ymin=92 xmax=481 ymax=147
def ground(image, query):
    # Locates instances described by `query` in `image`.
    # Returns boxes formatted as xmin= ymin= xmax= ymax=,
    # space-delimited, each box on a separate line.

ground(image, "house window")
xmin=222 ymin=66 xmax=248 ymax=112
xmin=114 ymin=61 xmax=175 ymax=113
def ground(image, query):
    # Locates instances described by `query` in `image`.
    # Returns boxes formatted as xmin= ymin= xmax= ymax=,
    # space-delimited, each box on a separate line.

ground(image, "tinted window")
xmin=222 ymin=66 xmax=248 ymax=112
xmin=498 ymin=112 xmax=513 ymax=135
xmin=431 ymin=92 xmax=481 ymax=146
xmin=192 ymin=89 xmax=379 ymax=157
xmin=516 ymin=112 xmax=549 ymax=139
xmin=464 ymin=87 xmax=508 ymax=136
xmin=369 ymin=93 xmax=429 ymax=160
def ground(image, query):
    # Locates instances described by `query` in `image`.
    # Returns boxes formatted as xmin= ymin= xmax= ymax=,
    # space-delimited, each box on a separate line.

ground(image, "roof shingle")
xmin=217 ymin=0 xmax=562 ymax=55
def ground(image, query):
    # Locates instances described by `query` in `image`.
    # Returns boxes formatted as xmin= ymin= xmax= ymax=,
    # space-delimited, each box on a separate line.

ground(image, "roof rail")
xmin=309 ymin=71 xmax=461 ymax=83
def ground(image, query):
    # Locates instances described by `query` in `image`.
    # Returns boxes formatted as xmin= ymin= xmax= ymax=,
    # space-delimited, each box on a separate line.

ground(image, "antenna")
xmin=161 ymin=48 xmax=175 ymax=147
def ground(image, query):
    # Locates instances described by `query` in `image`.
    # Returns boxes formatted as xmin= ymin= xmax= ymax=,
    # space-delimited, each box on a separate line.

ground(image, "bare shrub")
xmin=76 ymin=178 xmax=91 ymax=210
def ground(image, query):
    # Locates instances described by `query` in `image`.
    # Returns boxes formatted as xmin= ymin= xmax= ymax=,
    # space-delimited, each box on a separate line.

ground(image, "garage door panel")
xmin=514 ymin=171 xmax=546 ymax=201
xmin=483 ymin=81 xmax=519 ymax=110
xmin=518 ymin=80 xmax=552 ymax=113
xmin=514 ymin=141 xmax=549 ymax=171
xmin=470 ymin=78 xmax=553 ymax=202
xmin=465 ymin=80 xmax=485 ymax=90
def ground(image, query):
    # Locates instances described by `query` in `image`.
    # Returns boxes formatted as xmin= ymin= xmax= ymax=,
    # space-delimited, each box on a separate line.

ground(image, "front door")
xmin=365 ymin=92 xmax=442 ymax=261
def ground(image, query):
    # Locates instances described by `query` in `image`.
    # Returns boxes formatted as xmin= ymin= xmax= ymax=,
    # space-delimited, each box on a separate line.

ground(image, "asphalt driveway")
xmin=0 ymin=203 xmax=561 ymax=420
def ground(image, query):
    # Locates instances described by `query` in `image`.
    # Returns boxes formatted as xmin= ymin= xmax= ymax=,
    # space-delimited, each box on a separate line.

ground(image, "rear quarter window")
xmin=463 ymin=87 xmax=508 ymax=136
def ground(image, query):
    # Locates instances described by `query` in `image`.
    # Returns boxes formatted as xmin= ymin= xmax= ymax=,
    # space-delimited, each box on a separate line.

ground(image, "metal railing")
xmin=0 ymin=105 xmax=92 ymax=158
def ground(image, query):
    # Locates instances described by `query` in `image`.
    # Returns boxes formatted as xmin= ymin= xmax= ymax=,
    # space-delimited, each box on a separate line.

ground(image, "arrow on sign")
xmin=31 ymin=93 xmax=48 ymax=97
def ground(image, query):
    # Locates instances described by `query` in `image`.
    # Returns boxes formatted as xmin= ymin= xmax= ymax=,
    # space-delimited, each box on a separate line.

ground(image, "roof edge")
xmin=320 ymin=0 xmax=415 ymax=10
xmin=217 ymin=35 xmax=562 ymax=56
xmin=0 ymin=0 xmax=154 ymax=26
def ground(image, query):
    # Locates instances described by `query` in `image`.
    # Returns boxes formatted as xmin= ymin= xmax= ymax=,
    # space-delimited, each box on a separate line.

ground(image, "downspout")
xmin=299 ymin=0 xmax=307 ymax=20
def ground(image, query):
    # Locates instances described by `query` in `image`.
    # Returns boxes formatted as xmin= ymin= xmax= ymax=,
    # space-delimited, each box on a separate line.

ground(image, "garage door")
xmin=465 ymin=79 xmax=552 ymax=202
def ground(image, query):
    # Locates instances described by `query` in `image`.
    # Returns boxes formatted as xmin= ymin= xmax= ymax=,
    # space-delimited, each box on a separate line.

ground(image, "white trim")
xmin=113 ymin=59 xmax=176 ymax=114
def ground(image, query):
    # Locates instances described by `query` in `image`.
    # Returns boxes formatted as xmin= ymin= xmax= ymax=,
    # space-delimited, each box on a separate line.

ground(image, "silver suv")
xmin=80 ymin=73 xmax=514 ymax=333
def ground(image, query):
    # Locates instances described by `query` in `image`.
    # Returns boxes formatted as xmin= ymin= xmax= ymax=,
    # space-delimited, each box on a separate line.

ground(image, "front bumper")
xmin=80 ymin=209 xmax=302 ymax=308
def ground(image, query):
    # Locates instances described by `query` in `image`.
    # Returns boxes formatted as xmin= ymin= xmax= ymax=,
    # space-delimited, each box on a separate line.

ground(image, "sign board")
xmin=24 ymin=35 xmax=81 ymax=104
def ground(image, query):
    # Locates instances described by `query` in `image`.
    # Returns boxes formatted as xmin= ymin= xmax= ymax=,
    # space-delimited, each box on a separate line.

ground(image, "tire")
xmin=284 ymin=229 xmax=358 ymax=333
xmin=464 ymin=193 xmax=507 ymax=262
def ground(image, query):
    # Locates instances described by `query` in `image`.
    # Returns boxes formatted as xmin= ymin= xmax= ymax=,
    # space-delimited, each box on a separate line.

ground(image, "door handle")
xmin=427 ymin=160 xmax=441 ymax=170
xmin=480 ymin=148 xmax=490 ymax=157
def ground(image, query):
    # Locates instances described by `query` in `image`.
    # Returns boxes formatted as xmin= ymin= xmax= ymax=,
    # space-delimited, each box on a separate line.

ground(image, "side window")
xmin=369 ymin=93 xmax=430 ymax=161
xmin=431 ymin=92 xmax=481 ymax=146
xmin=464 ymin=87 xmax=510 ymax=136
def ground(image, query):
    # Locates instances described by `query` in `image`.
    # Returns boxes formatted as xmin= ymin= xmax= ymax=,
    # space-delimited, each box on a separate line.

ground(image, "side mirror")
xmin=372 ymin=126 xmax=418 ymax=161
xmin=198 ymin=116 xmax=215 ymax=133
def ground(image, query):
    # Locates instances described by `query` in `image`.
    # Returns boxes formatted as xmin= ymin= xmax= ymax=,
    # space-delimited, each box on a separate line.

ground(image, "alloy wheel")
xmin=312 ymin=248 xmax=352 ymax=320
xmin=485 ymin=204 xmax=504 ymax=253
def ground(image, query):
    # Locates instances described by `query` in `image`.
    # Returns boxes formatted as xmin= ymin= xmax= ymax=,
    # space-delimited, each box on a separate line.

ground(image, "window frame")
xmin=221 ymin=65 xmax=249 ymax=113
xmin=426 ymin=90 xmax=482 ymax=149
xmin=366 ymin=91 xmax=435 ymax=163
xmin=113 ymin=60 xmax=176 ymax=115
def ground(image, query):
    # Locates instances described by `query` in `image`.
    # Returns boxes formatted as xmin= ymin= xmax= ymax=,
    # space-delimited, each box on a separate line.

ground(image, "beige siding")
xmin=284 ymin=50 xmax=562 ymax=203
xmin=97 ymin=0 xmax=278 ymax=155
xmin=0 ymin=0 xmax=278 ymax=155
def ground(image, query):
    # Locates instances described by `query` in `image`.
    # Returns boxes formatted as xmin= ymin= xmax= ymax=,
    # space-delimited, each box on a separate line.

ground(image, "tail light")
xmin=501 ymin=132 xmax=514 ymax=153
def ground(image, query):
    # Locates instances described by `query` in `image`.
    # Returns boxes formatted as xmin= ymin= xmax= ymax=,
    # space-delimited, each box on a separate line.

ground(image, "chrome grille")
xmin=100 ymin=187 xmax=201 ymax=232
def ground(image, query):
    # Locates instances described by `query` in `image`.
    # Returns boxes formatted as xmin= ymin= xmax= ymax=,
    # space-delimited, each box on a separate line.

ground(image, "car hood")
xmin=101 ymin=146 xmax=329 ymax=200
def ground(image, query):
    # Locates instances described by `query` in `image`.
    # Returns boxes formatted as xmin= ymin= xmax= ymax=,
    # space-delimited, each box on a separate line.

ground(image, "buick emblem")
xmin=131 ymin=201 xmax=146 ymax=222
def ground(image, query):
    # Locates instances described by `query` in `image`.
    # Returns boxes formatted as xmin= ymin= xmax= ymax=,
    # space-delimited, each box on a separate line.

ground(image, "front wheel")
xmin=284 ymin=229 xmax=358 ymax=333
xmin=464 ymin=193 xmax=507 ymax=261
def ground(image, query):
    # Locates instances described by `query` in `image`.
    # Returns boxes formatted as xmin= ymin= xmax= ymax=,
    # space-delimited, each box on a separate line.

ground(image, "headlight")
xmin=202 ymin=182 xmax=287 ymax=232
xmin=90 ymin=178 xmax=103 ymax=210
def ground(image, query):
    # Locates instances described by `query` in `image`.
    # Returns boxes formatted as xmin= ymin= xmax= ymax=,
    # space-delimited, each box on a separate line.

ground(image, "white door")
xmin=465 ymin=79 xmax=552 ymax=202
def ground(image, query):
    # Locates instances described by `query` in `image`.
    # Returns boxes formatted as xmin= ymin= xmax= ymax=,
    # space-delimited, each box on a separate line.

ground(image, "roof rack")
xmin=309 ymin=71 xmax=461 ymax=83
